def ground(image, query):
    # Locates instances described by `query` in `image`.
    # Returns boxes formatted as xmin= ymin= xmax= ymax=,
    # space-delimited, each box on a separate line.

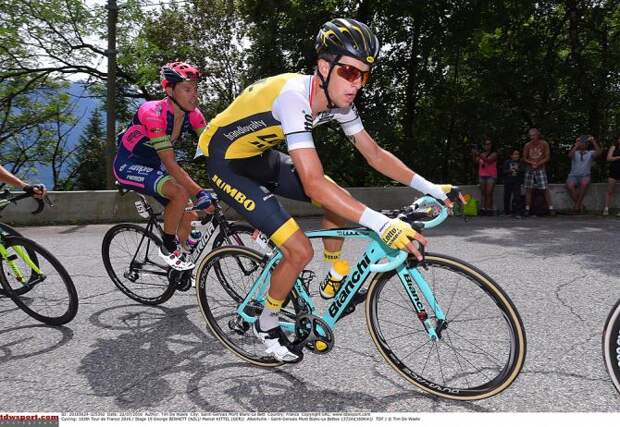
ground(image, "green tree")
xmin=0 ymin=76 xmax=74 ymax=181
xmin=66 ymin=109 xmax=106 ymax=190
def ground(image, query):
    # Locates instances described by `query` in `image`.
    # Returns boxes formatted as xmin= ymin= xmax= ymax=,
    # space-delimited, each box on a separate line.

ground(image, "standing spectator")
xmin=523 ymin=128 xmax=556 ymax=216
xmin=502 ymin=149 xmax=525 ymax=217
xmin=472 ymin=138 xmax=498 ymax=215
xmin=603 ymin=136 xmax=620 ymax=216
xmin=566 ymin=135 xmax=601 ymax=213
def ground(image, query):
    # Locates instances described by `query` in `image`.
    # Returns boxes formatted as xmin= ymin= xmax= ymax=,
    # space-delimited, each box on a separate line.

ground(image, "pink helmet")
xmin=160 ymin=62 xmax=200 ymax=89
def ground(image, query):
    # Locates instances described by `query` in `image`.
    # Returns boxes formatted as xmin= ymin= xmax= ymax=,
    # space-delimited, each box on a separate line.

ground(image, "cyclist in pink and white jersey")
xmin=113 ymin=62 xmax=214 ymax=270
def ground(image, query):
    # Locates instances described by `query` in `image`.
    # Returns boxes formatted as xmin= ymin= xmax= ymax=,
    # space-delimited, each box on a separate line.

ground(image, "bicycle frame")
xmin=130 ymin=194 xmax=232 ymax=271
xmin=235 ymin=227 xmax=447 ymax=342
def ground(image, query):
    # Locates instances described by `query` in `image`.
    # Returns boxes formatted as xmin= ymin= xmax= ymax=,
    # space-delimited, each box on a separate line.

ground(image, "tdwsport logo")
xmin=211 ymin=175 xmax=256 ymax=211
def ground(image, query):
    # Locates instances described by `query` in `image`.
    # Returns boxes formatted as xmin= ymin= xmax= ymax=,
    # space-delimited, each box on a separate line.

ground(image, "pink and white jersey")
xmin=118 ymin=98 xmax=206 ymax=160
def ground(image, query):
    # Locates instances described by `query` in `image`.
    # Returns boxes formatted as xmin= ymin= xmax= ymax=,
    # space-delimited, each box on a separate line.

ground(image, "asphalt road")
xmin=1 ymin=215 xmax=619 ymax=414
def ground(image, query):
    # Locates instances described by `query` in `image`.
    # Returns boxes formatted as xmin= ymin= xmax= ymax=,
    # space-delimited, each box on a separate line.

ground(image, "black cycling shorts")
xmin=205 ymin=149 xmax=312 ymax=247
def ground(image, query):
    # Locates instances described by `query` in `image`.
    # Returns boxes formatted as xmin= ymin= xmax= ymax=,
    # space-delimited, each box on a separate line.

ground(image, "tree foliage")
xmin=66 ymin=108 xmax=106 ymax=190
xmin=1 ymin=0 xmax=619 ymax=187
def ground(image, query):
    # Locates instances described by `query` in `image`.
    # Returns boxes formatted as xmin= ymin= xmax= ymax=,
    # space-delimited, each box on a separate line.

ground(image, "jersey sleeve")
xmin=139 ymin=106 xmax=172 ymax=152
xmin=273 ymin=90 xmax=316 ymax=151
xmin=335 ymin=104 xmax=364 ymax=136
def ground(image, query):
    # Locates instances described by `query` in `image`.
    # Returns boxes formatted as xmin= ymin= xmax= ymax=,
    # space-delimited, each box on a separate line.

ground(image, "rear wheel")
xmin=196 ymin=246 xmax=298 ymax=367
xmin=101 ymin=223 xmax=175 ymax=305
xmin=0 ymin=235 xmax=78 ymax=325
xmin=366 ymin=253 xmax=526 ymax=400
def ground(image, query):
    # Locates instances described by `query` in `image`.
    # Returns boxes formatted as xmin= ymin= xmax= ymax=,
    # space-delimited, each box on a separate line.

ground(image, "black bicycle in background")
xmin=101 ymin=188 xmax=272 ymax=306
xmin=603 ymin=299 xmax=620 ymax=394
xmin=0 ymin=189 xmax=78 ymax=325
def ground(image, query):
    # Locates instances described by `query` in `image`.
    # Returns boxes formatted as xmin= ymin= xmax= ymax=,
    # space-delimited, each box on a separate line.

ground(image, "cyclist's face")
xmin=170 ymin=81 xmax=199 ymax=111
xmin=325 ymin=56 xmax=370 ymax=108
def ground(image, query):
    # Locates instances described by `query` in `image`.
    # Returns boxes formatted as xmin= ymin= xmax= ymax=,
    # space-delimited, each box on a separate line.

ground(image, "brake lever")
xmin=405 ymin=240 xmax=428 ymax=270
xmin=44 ymin=195 xmax=54 ymax=208
xmin=31 ymin=198 xmax=45 ymax=215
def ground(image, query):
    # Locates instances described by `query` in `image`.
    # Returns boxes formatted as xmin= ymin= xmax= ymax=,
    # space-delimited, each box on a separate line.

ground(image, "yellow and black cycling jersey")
xmin=198 ymin=73 xmax=364 ymax=159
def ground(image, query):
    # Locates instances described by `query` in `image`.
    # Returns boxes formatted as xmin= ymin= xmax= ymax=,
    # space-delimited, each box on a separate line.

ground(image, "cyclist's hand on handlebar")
xmin=439 ymin=185 xmax=467 ymax=210
xmin=379 ymin=218 xmax=427 ymax=261
xmin=195 ymin=189 xmax=215 ymax=213
xmin=22 ymin=184 xmax=47 ymax=200
xmin=437 ymin=184 xmax=454 ymax=208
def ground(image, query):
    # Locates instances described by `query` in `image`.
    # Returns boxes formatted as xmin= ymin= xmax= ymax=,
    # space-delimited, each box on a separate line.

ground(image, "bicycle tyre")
xmin=0 ymin=235 xmax=78 ymax=325
xmin=195 ymin=245 xmax=298 ymax=367
xmin=0 ymin=223 xmax=39 ymax=297
xmin=101 ymin=223 xmax=175 ymax=305
xmin=603 ymin=299 xmax=620 ymax=394
xmin=366 ymin=253 xmax=526 ymax=400
xmin=0 ymin=223 xmax=22 ymax=237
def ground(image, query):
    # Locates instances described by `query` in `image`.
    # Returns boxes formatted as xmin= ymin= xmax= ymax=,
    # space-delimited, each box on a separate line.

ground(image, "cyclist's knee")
xmin=281 ymin=234 xmax=313 ymax=267
xmin=163 ymin=181 xmax=189 ymax=202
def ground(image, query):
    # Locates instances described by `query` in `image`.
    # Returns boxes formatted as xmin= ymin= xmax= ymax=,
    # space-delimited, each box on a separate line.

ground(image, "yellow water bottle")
xmin=319 ymin=260 xmax=349 ymax=299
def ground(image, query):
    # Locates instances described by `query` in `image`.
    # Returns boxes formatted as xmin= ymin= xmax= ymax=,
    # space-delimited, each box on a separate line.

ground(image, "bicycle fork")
xmin=0 ymin=244 xmax=43 ymax=286
xmin=396 ymin=264 xmax=447 ymax=341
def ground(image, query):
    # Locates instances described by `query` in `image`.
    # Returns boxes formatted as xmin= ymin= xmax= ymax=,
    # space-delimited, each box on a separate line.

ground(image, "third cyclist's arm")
xmin=0 ymin=164 xmax=27 ymax=189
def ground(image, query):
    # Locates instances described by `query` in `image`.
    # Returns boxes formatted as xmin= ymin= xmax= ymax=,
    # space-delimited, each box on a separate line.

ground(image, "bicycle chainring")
xmin=294 ymin=314 xmax=335 ymax=354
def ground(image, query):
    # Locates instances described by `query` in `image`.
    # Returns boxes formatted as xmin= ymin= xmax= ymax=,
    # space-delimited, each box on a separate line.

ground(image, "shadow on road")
xmin=0 ymin=324 xmax=74 ymax=363
xmin=426 ymin=217 xmax=620 ymax=278
xmin=80 ymin=303 xmax=226 ymax=409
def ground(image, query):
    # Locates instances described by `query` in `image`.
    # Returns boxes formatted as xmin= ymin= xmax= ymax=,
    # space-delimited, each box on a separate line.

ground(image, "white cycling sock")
xmin=259 ymin=309 xmax=279 ymax=331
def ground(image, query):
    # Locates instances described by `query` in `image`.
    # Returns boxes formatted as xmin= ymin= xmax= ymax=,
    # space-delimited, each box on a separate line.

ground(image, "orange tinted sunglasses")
xmin=335 ymin=63 xmax=371 ymax=86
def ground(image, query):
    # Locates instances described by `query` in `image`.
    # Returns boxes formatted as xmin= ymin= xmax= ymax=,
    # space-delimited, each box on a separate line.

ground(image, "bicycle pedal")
xmin=170 ymin=270 xmax=192 ymax=291
xmin=176 ymin=279 xmax=192 ymax=292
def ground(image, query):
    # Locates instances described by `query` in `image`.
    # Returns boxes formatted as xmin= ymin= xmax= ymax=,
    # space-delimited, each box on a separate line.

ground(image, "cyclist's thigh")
xmin=205 ymin=156 xmax=301 ymax=247
xmin=113 ymin=152 xmax=170 ymax=206
xmin=226 ymin=150 xmax=308 ymax=202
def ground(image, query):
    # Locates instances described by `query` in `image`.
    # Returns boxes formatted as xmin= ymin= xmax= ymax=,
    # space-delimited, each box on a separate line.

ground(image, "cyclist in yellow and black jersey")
xmin=199 ymin=72 xmax=363 ymax=161
xmin=199 ymin=18 xmax=453 ymax=363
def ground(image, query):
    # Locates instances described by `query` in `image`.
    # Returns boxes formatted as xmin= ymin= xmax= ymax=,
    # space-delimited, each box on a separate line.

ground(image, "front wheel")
xmin=366 ymin=253 xmax=526 ymax=400
xmin=101 ymin=223 xmax=175 ymax=305
xmin=0 ymin=223 xmax=40 ymax=296
xmin=0 ymin=235 xmax=78 ymax=325
xmin=603 ymin=299 xmax=620 ymax=394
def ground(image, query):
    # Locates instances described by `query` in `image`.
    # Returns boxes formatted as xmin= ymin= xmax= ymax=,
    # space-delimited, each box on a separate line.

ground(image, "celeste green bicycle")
xmin=196 ymin=193 xmax=526 ymax=400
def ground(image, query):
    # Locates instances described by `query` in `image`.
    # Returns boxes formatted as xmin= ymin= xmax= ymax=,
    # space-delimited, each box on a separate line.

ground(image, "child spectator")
xmin=502 ymin=149 xmax=524 ymax=217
